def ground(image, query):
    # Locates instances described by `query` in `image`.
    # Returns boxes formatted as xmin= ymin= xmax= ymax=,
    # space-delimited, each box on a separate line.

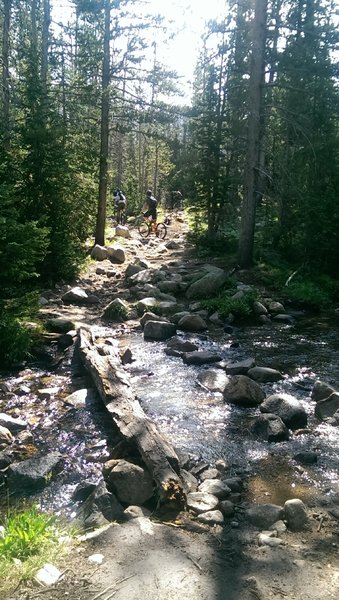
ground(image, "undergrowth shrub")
xmin=0 ymin=506 xmax=56 ymax=561
xmin=202 ymin=290 xmax=257 ymax=320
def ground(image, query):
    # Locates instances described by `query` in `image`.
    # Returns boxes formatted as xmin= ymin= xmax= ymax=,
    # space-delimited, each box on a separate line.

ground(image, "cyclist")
xmin=143 ymin=189 xmax=157 ymax=225
xmin=114 ymin=189 xmax=127 ymax=224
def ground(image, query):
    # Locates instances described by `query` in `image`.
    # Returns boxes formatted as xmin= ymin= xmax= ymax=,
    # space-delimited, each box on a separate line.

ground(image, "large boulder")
xmin=223 ymin=375 xmax=265 ymax=407
xmin=252 ymin=414 xmax=289 ymax=443
xmin=0 ymin=413 xmax=27 ymax=432
xmin=260 ymin=393 xmax=307 ymax=429
xmin=225 ymin=358 xmax=255 ymax=375
xmin=166 ymin=336 xmax=198 ymax=353
xmin=186 ymin=269 xmax=228 ymax=300
xmin=311 ymin=380 xmax=337 ymax=403
xmin=245 ymin=504 xmax=284 ymax=529
xmin=76 ymin=480 xmax=124 ymax=530
xmin=178 ymin=314 xmax=208 ymax=332
xmin=140 ymin=312 xmax=169 ymax=327
xmin=183 ymin=351 xmax=222 ymax=366
xmin=198 ymin=479 xmax=231 ymax=499
xmin=91 ymin=244 xmax=108 ymax=261
xmin=8 ymin=452 xmax=63 ymax=492
xmin=102 ymin=298 xmax=129 ymax=321
xmin=62 ymin=287 xmax=90 ymax=305
xmin=107 ymin=244 xmax=126 ymax=263
xmin=186 ymin=492 xmax=219 ymax=514
xmin=115 ymin=225 xmax=131 ymax=239
xmin=46 ymin=317 xmax=75 ymax=333
xmin=144 ymin=320 xmax=177 ymax=341
xmin=104 ymin=459 xmax=154 ymax=505
xmin=284 ymin=498 xmax=308 ymax=531
xmin=247 ymin=367 xmax=283 ymax=383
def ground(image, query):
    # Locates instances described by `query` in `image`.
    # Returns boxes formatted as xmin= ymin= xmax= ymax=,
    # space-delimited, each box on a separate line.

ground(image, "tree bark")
xmin=2 ymin=0 xmax=11 ymax=148
xmin=238 ymin=0 xmax=267 ymax=267
xmin=95 ymin=0 xmax=111 ymax=246
xmin=78 ymin=327 xmax=185 ymax=508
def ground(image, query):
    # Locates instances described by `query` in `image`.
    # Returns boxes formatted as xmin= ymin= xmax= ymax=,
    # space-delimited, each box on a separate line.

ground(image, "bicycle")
xmin=116 ymin=206 xmax=126 ymax=225
xmin=138 ymin=216 xmax=167 ymax=240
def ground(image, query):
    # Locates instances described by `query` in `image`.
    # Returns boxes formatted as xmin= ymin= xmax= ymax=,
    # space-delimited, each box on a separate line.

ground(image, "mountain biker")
xmin=143 ymin=189 xmax=157 ymax=222
xmin=114 ymin=190 xmax=127 ymax=224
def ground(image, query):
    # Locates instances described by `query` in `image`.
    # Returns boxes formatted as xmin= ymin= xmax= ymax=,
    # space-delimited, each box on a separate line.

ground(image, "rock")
xmin=157 ymin=280 xmax=181 ymax=294
xmin=200 ymin=468 xmax=219 ymax=480
xmin=260 ymin=393 xmax=307 ymax=429
xmin=140 ymin=312 xmax=169 ymax=327
xmin=327 ymin=410 xmax=339 ymax=426
xmin=284 ymin=498 xmax=308 ymax=531
xmin=36 ymin=563 xmax=63 ymax=587
xmin=253 ymin=301 xmax=268 ymax=316
xmin=115 ymin=225 xmax=131 ymax=239
xmin=0 ymin=450 xmax=13 ymax=469
xmin=72 ymin=481 xmax=97 ymax=502
xmin=272 ymin=314 xmax=295 ymax=324
xmin=62 ymin=287 xmax=90 ymax=305
xmin=186 ymin=492 xmax=219 ymax=513
xmin=46 ymin=317 xmax=75 ymax=333
xmin=76 ymin=480 xmax=124 ymax=529
xmin=171 ymin=311 xmax=191 ymax=324
xmin=197 ymin=370 xmax=229 ymax=393
xmin=107 ymin=244 xmax=126 ymax=263
xmin=311 ymin=380 xmax=336 ymax=403
xmin=258 ymin=533 xmax=283 ymax=547
xmin=105 ymin=459 xmax=154 ymax=505
xmin=166 ymin=337 xmax=198 ymax=353
xmin=245 ymin=504 xmax=284 ymax=529
xmin=209 ymin=311 xmax=224 ymax=325
xmin=293 ymin=451 xmax=318 ymax=465
xmin=198 ymin=479 xmax=231 ymax=499
xmin=102 ymin=298 xmax=129 ymax=321
xmin=225 ymin=358 xmax=256 ymax=375
xmin=0 ymin=425 xmax=13 ymax=446
xmin=156 ymin=301 xmax=181 ymax=316
xmin=0 ymin=413 xmax=27 ymax=432
xmin=165 ymin=240 xmax=181 ymax=250
xmin=144 ymin=320 xmax=177 ymax=341
xmin=64 ymin=388 xmax=98 ymax=408
xmin=247 ymin=367 xmax=283 ymax=383
xmin=57 ymin=333 xmax=74 ymax=350
xmin=197 ymin=510 xmax=224 ymax=525
xmin=223 ymin=477 xmax=243 ymax=492
xmin=123 ymin=506 xmax=151 ymax=520
xmin=120 ymin=348 xmax=133 ymax=365
xmin=268 ymin=301 xmax=285 ymax=314
xmin=186 ymin=269 xmax=228 ymax=300
xmin=219 ymin=500 xmax=235 ymax=517
xmin=128 ymin=269 xmax=155 ymax=285
xmin=315 ymin=392 xmax=339 ymax=420
xmin=8 ymin=452 xmax=63 ymax=492
xmin=183 ymin=351 xmax=222 ymax=366
xmin=125 ymin=263 xmax=143 ymax=278
xmin=91 ymin=244 xmax=108 ymax=261
xmin=137 ymin=297 xmax=158 ymax=314
xmin=269 ymin=520 xmax=287 ymax=534
xmin=223 ymin=375 xmax=266 ymax=407
xmin=37 ymin=387 xmax=59 ymax=400
xmin=178 ymin=314 xmax=208 ymax=332
xmin=96 ymin=266 xmax=106 ymax=275
xmin=252 ymin=414 xmax=289 ymax=442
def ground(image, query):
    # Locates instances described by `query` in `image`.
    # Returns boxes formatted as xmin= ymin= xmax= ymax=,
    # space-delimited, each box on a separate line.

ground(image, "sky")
xmin=52 ymin=0 xmax=227 ymax=100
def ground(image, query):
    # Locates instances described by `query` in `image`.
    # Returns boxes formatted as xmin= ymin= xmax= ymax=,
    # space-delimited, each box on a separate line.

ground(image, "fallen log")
xmin=78 ymin=327 xmax=185 ymax=508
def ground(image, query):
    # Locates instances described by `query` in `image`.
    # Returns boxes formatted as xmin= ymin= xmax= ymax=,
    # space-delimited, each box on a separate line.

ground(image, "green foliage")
xmin=202 ymin=290 xmax=257 ymax=320
xmin=0 ymin=506 xmax=56 ymax=561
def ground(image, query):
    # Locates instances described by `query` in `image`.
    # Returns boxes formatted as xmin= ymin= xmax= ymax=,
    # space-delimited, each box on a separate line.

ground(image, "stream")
xmin=1 ymin=312 xmax=339 ymax=514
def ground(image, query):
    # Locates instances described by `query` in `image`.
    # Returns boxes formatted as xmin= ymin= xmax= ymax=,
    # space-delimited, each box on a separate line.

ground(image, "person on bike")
xmin=143 ymin=189 xmax=157 ymax=223
xmin=114 ymin=189 xmax=127 ymax=224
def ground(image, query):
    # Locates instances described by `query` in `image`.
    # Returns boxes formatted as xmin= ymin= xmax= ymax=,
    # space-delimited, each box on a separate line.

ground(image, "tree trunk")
xmin=78 ymin=327 xmax=185 ymax=508
xmin=2 ymin=0 xmax=11 ymax=148
xmin=238 ymin=0 xmax=267 ymax=267
xmin=41 ymin=0 xmax=50 ymax=105
xmin=95 ymin=0 xmax=111 ymax=246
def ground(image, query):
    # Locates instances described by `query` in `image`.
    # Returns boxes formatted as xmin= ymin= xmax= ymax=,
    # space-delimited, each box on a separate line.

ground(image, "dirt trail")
xmin=7 ymin=216 xmax=339 ymax=600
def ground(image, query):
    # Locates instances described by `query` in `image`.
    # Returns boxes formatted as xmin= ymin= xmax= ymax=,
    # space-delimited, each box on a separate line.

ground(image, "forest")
xmin=0 ymin=0 xmax=338 ymax=367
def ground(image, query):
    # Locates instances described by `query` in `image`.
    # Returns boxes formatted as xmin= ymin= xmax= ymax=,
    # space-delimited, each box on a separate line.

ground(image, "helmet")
xmin=146 ymin=189 xmax=152 ymax=196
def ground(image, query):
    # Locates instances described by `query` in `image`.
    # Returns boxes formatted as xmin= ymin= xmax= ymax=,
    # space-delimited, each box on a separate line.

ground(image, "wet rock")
xmin=197 ymin=369 xmax=229 ymax=393
xmin=178 ymin=314 xmax=208 ymax=332
xmin=260 ymin=393 xmax=307 ymax=429
xmin=315 ymin=392 xmax=339 ymax=420
xmin=284 ymin=498 xmax=309 ymax=531
xmin=311 ymin=380 xmax=336 ymax=403
xmin=198 ymin=479 xmax=231 ymax=499
xmin=225 ymin=358 xmax=256 ymax=375
xmin=186 ymin=492 xmax=219 ymax=513
xmin=248 ymin=366 xmax=283 ymax=383
xmin=293 ymin=451 xmax=318 ymax=465
xmin=219 ymin=500 xmax=235 ymax=517
xmin=76 ymin=480 xmax=124 ymax=529
xmin=62 ymin=286 xmax=89 ymax=305
xmin=91 ymin=244 xmax=108 ymax=261
xmin=272 ymin=314 xmax=295 ymax=324
xmin=166 ymin=337 xmax=198 ymax=353
xmin=245 ymin=504 xmax=284 ymax=529
xmin=120 ymin=348 xmax=133 ymax=365
xmin=252 ymin=414 xmax=289 ymax=443
xmin=8 ymin=452 xmax=63 ymax=492
xmin=223 ymin=375 xmax=266 ymax=407
xmin=327 ymin=410 xmax=339 ymax=426
xmin=197 ymin=510 xmax=224 ymax=525
xmin=102 ymin=298 xmax=129 ymax=321
xmin=183 ymin=351 xmax=222 ymax=366
xmin=186 ymin=269 xmax=228 ymax=300
xmin=140 ymin=311 xmax=169 ymax=327
xmin=0 ymin=413 xmax=27 ymax=432
xmin=144 ymin=320 xmax=177 ymax=341
xmin=104 ymin=459 xmax=154 ymax=505
xmin=46 ymin=317 xmax=75 ymax=333
xmin=107 ymin=244 xmax=126 ymax=263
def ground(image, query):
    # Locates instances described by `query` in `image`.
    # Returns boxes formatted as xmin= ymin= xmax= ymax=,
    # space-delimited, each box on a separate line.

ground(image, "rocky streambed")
xmin=0 ymin=219 xmax=339 ymax=599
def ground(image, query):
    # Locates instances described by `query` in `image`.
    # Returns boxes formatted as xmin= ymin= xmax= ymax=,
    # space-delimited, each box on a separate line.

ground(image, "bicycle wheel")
xmin=138 ymin=221 xmax=150 ymax=238
xmin=156 ymin=222 xmax=167 ymax=240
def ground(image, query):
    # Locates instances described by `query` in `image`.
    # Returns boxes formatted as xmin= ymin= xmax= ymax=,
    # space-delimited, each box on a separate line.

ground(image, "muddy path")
xmin=1 ymin=215 xmax=339 ymax=600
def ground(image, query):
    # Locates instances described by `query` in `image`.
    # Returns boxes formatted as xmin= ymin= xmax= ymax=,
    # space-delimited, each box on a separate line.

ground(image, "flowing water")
xmin=1 ymin=314 xmax=339 ymax=512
